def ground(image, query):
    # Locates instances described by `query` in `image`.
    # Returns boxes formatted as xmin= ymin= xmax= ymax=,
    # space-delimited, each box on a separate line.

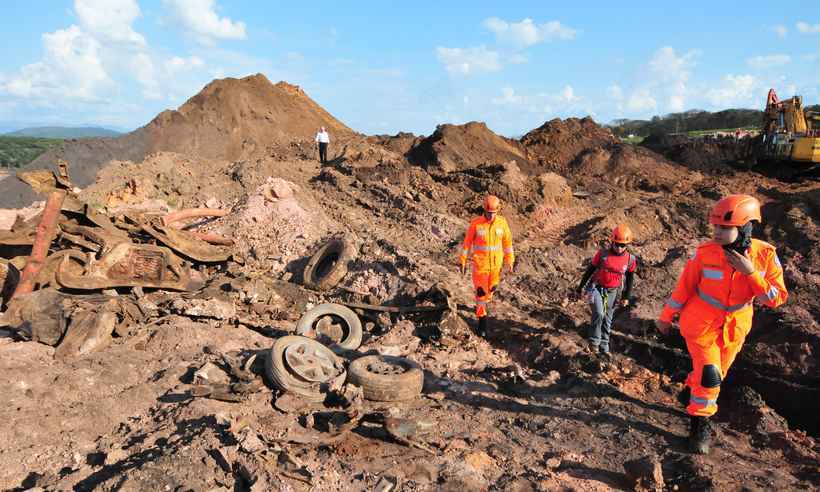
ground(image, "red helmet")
xmin=483 ymin=195 xmax=501 ymax=212
xmin=709 ymin=194 xmax=761 ymax=226
xmin=611 ymin=224 xmax=633 ymax=244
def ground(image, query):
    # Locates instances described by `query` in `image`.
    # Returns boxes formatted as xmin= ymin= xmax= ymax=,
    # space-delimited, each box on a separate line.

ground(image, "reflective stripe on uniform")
xmin=475 ymin=300 xmax=488 ymax=306
xmin=503 ymin=247 xmax=514 ymax=254
xmin=690 ymin=395 xmax=717 ymax=407
xmin=667 ymin=298 xmax=684 ymax=309
xmin=472 ymin=245 xmax=501 ymax=252
xmin=774 ymin=254 xmax=781 ymax=268
xmin=703 ymin=268 xmax=724 ymax=280
xmin=462 ymin=248 xmax=469 ymax=254
xmin=766 ymin=286 xmax=779 ymax=301
xmin=696 ymin=288 xmax=751 ymax=312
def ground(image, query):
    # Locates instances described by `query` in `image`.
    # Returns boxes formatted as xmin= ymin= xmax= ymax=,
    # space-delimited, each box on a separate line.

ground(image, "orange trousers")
xmin=472 ymin=268 xmax=501 ymax=317
xmin=683 ymin=323 xmax=747 ymax=417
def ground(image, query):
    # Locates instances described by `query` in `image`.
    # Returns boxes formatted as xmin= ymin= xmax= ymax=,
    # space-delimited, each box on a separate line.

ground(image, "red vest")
xmin=591 ymin=249 xmax=636 ymax=289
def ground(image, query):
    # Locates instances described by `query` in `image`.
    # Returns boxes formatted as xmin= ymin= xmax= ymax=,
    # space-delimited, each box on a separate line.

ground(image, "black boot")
xmin=477 ymin=317 xmax=488 ymax=338
xmin=688 ymin=416 xmax=712 ymax=455
xmin=677 ymin=386 xmax=691 ymax=408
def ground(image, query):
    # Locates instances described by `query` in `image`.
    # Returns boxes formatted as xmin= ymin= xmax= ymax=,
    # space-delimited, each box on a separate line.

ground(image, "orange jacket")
xmin=660 ymin=239 xmax=787 ymax=343
xmin=460 ymin=215 xmax=515 ymax=272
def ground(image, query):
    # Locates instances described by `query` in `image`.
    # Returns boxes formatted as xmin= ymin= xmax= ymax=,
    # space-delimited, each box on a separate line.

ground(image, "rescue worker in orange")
xmin=575 ymin=224 xmax=637 ymax=358
xmin=657 ymin=194 xmax=787 ymax=454
xmin=459 ymin=195 xmax=515 ymax=337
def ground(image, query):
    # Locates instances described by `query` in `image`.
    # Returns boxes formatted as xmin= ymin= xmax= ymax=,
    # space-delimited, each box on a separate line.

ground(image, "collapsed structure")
xmin=0 ymin=74 xmax=817 ymax=490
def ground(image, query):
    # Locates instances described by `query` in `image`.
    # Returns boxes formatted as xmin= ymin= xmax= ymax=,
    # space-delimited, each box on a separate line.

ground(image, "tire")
xmin=264 ymin=336 xmax=346 ymax=402
xmin=303 ymin=238 xmax=354 ymax=291
xmin=348 ymin=355 xmax=424 ymax=402
xmin=296 ymin=303 xmax=363 ymax=352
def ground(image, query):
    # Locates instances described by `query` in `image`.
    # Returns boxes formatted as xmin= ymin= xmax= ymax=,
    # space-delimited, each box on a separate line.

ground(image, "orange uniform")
xmin=659 ymin=239 xmax=787 ymax=417
xmin=459 ymin=215 xmax=514 ymax=317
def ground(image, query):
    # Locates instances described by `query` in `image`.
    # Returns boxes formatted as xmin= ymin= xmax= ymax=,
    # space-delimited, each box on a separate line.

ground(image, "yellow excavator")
xmin=760 ymin=88 xmax=820 ymax=164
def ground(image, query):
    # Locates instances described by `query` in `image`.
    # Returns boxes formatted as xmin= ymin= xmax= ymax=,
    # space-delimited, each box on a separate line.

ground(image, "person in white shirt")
xmin=315 ymin=127 xmax=330 ymax=164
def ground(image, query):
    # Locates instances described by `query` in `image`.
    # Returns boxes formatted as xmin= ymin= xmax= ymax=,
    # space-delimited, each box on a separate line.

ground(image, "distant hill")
xmin=4 ymin=126 xmax=122 ymax=138
xmin=608 ymin=109 xmax=764 ymax=138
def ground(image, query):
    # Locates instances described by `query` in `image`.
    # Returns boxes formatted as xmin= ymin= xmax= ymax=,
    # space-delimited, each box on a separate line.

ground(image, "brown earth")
xmin=0 ymin=76 xmax=818 ymax=491
xmin=407 ymin=121 xmax=529 ymax=173
xmin=0 ymin=74 xmax=356 ymax=208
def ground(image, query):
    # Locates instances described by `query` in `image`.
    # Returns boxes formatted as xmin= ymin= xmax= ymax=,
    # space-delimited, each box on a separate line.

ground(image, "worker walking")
xmin=656 ymin=194 xmax=787 ymax=454
xmin=315 ymin=126 xmax=330 ymax=164
xmin=459 ymin=195 xmax=515 ymax=337
xmin=575 ymin=225 xmax=637 ymax=357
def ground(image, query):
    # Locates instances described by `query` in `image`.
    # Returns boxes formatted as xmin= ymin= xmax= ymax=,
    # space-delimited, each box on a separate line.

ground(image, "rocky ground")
xmin=0 ymin=75 xmax=817 ymax=491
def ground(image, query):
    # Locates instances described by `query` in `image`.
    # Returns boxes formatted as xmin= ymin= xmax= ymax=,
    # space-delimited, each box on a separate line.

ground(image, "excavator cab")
xmin=760 ymin=89 xmax=820 ymax=165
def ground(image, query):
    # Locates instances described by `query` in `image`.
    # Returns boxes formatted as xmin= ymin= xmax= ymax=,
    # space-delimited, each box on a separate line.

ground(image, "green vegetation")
xmin=0 ymin=136 xmax=63 ymax=169
xmin=685 ymin=126 xmax=758 ymax=137
xmin=5 ymin=126 xmax=121 ymax=138
xmin=609 ymin=109 xmax=763 ymax=138
xmin=621 ymin=135 xmax=645 ymax=144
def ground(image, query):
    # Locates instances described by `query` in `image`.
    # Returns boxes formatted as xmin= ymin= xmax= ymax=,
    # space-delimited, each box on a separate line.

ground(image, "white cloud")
xmin=706 ymin=74 xmax=758 ymax=107
xmin=165 ymin=56 xmax=205 ymax=72
xmin=132 ymin=53 xmax=160 ymax=100
xmin=626 ymin=89 xmax=657 ymax=112
xmin=746 ymin=54 xmax=791 ymax=69
xmin=607 ymin=84 xmax=624 ymax=101
xmin=492 ymin=87 xmax=522 ymax=105
xmin=509 ymin=53 xmax=528 ymax=64
xmin=75 ymin=0 xmax=145 ymax=46
xmin=435 ymin=46 xmax=501 ymax=75
xmin=163 ymin=0 xmax=247 ymax=44
xmin=796 ymin=21 xmax=820 ymax=33
xmin=772 ymin=25 xmax=788 ymax=38
xmin=483 ymin=17 xmax=576 ymax=48
xmin=1 ymin=25 xmax=111 ymax=100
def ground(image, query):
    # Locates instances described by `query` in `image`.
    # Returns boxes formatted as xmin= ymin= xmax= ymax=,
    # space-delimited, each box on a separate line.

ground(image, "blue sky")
xmin=0 ymin=1 xmax=818 ymax=136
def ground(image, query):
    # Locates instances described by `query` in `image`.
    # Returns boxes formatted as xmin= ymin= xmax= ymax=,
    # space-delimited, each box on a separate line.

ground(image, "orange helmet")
xmin=709 ymin=194 xmax=761 ymax=226
xmin=611 ymin=224 xmax=633 ymax=244
xmin=483 ymin=195 xmax=501 ymax=212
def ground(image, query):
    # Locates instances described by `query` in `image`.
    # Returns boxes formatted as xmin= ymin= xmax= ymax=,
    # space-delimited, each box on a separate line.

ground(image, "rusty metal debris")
xmin=142 ymin=218 xmax=232 ymax=262
xmin=384 ymin=417 xmax=437 ymax=454
xmin=341 ymin=300 xmax=448 ymax=314
xmin=0 ymin=164 xmax=237 ymax=359
xmin=11 ymin=190 xmax=66 ymax=299
xmin=55 ymin=242 xmax=205 ymax=291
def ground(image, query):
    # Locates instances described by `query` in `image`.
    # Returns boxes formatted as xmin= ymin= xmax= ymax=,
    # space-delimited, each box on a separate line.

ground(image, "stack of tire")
xmin=268 ymin=303 xmax=424 ymax=402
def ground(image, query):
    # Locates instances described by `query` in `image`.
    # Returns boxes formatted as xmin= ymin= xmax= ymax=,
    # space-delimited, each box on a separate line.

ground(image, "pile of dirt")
xmin=79 ymin=151 xmax=244 ymax=211
xmin=521 ymin=117 xmax=618 ymax=173
xmin=641 ymin=133 xmax=756 ymax=174
xmin=0 ymin=74 xmax=356 ymax=208
xmin=145 ymin=74 xmax=356 ymax=162
xmin=407 ymin=121 xmax=528 ymax=173
xmin=367 ymin=132 xmax=424 ymax=157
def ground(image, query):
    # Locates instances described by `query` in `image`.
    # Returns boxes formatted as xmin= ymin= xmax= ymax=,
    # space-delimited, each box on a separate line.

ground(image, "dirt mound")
xmin=145 ymin=74 xmax=356 ymax=161
xmin=407 ymin=121 xmax=528 ymax=173
xmin=521 ymin=117 xmax=618 ymax=172
xmin=368 ymin=132 xmax=424 ymax=156
xmin=641 ymin=133 xmax=756 ymax=174
xmin=0 ymin=74 xmax=356 ymax=209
